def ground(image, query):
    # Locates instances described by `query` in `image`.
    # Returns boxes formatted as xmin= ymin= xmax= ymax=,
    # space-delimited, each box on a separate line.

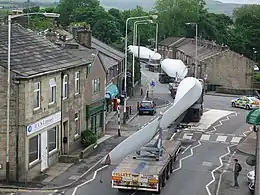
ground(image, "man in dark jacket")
xmin=233 ymin=159 xmax=242 ymax=187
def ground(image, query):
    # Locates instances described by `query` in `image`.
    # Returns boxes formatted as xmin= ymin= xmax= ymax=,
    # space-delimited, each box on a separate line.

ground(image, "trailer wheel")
xmin=162 ymin=169 xmax=166 ymax=187
xmin=170 ymin=159 xmax=173 ymax=173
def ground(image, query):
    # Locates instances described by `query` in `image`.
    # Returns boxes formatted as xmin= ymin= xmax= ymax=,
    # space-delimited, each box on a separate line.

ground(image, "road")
xmin=15 ymin=67 xmax=251 ymax=195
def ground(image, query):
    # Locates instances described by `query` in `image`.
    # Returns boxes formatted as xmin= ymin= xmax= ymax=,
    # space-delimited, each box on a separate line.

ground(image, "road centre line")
xmin=172 ymin=141 xmax=202 ymax=173
xmin=205 ymin=144 xmax=237 ymax=195
xmin=181 ymin=145 xmax=191 ymax=154
xmin=72 ymin=165 xmax=109 ymax=195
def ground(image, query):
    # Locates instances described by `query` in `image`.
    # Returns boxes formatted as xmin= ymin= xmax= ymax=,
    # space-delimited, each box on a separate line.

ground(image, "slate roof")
xmin=159 ymin=37 xmax=184 ymax=46
xmin=92 ymin=37 xmax=124 ymax=61
xmin=0 ymin=24 xmax=88 ymax=78
xmin=177 ymin=42 xmax=225 ymax=61
xmin=55 ymin=29 xmax=124 ymax=70
xmin=98 ymin=52 xmax=118 ymax=70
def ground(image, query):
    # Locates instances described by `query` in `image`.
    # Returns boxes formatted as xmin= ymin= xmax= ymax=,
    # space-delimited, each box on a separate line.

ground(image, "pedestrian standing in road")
xmin=233 ymin=159 xmax=242 ymax=188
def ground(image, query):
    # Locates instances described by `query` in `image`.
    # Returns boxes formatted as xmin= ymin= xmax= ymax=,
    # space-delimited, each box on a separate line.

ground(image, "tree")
xmin=231 ymin=5 xmax=260 ymax=60
xmin=155 ymin=0 xmax=207 ymax=38
xmin=56 ymin=0 xmax=100 ymax=26
xmin=92 ymin=19 xmax=121 ymax=44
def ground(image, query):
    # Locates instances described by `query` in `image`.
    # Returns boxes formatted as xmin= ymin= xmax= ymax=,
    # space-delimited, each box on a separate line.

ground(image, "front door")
xmin=40 ymin=131 xmax=48 ymax=172
xmin=62 ymin=121 xmax=69 ymax=154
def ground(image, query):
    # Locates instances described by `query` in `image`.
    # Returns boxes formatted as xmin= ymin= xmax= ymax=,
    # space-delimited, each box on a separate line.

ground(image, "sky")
xmin=219 ymin=0 xmax=259 ymax=4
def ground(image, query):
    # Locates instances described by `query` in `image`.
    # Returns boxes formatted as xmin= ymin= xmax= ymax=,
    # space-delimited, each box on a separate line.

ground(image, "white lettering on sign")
xmin=26 ymin=112 xmax=61 ymax=136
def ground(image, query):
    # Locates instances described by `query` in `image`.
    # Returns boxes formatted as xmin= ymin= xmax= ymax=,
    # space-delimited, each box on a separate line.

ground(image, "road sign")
xmin=150 ymin=80 xmax=156 ymax=88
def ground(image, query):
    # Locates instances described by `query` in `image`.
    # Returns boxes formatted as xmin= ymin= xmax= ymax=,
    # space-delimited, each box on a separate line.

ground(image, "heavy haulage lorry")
xmin=162 ymin=58 xmax=204 ymax=122
xmin=101 ymin=76 xmax=204 ymax=194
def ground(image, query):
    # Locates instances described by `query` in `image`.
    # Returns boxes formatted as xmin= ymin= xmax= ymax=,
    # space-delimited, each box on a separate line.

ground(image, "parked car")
xmin=247 ymin=170 xmax=255 ymax=184
xmin=138 ymin=100 xmax=156 ymax=115
xmin=231 ymin=96 xmax=260 ymax=110
xmin=248 ymin=180 xmax=255 ymax=195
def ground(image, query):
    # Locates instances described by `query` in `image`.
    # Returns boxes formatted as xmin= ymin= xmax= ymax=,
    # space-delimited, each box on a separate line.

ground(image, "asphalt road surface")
xmin=16 ymin=67 xmax=251 ymax=195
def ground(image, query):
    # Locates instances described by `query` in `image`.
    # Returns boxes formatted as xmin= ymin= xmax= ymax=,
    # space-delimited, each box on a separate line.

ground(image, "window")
xmin=34 ymin=82 xmax=40 ymax=110
xmin=75 ymin=112 xmax=80 ymax=136
xmin=29 ymin=135 xmax=40 ymax=165
xmin=96 ymin=113 xmax=100 ymax=128
xmin=49 ymin=78 xmax=56 ymax=104
xmin=63 ymin=75 xmax=68 ymax=99
xmin=87 ymin=64 xmax=92 ymax=75
xmin=75 ymin=72 xmax=80 ymax=95
xmin=48 ymin=127 xmax=57 ymax=153
xmin=92 ymin=78 xmax=100 ymax=94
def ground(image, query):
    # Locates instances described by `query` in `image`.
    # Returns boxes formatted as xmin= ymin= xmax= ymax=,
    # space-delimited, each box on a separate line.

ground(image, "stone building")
xmin=53 ymin=29 xmax=107 ymax=146
xmin=58 ymin=27 xmax=125 ymax=115
xmin=158 ymin=37 xmax=254 ymax=89
xmin=0 ymin=24 xmax=105 ymax=182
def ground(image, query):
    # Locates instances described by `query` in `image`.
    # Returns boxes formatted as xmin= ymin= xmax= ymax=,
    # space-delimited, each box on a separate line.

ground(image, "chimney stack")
xmin=45 ymin=30 xmax=57 ymax=42
xmin=77 ymin=27 xmax=92 ymax=48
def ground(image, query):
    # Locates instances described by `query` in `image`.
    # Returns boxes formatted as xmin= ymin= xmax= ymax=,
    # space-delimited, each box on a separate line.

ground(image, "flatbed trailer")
xmin=111 ymin=139 xmax=181 ymax=194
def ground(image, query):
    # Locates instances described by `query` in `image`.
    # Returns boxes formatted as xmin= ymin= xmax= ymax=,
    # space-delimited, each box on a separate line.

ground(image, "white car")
xmin=247 ymin=170 xmax=255 ymax=183
xmin=231 ymin=96 xmax=260 ymax=110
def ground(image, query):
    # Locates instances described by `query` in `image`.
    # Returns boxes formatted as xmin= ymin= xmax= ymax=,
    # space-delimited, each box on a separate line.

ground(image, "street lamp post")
xmin=6 ymin=12 xmax=59 ymax=182
xmin=186 ymin=22 xmax=198 ymax=78
xmin=132 ymin=20 xmax=153 ymax=94
xmin=123 ymin=15 xmax=158 ymax=124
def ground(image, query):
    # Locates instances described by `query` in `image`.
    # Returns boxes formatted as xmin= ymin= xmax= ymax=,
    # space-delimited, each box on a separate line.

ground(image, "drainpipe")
xmin=60 ymin=72 xmax=64 ymax=155
xmin=14 ymin=78 xmax=20 ymax=181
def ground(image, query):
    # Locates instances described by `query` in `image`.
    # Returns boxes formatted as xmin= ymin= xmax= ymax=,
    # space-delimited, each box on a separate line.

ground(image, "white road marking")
xmin=72 ymin=165 xmax=108 ymax=195
xmin=243 ymin=126 xmax=253 ymax=137
xmin=181 ymin=145 xmax=191 ymax=154
xmin=216 ymin=150 xmax=236 ymax=195
xmin=208 ymin=112 xmax=237 ymax=133
xmin=200 ymin=134 xmax=210 ymax=141
xmin=170 ymin=133 xmax=176 ymax=141
xmin=216 ymin=136 xmax=227 ymax=142
xmin=172 ymin=141 xmax=202 ymax=173
xmin=230 ymin=137 xmax=242 ymax=143
xmin=183 ymin=133 xmax=193 ymax=140
xmin=205 ymin=144 xmax=237 ymax=195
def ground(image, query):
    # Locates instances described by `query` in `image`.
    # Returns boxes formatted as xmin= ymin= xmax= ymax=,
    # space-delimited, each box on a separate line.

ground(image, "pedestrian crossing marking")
xmin=177 ymin=132 xmax=244 ymax=144
xmin=183 ymin=133 xmax=193 ymax=139
xmin=216 ymin=136 xmax=227 ymax=142
xmin=200 ymin=134 xmax=210 ymax=141
xmin=231 ymin=137 xmax=242 ymax=143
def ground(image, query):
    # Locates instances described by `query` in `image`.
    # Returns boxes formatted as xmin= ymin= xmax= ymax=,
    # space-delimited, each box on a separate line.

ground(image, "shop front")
xmin=86 ymin=99 xmax=105 ymax=137
xmin=105 ymin=84 xmax=119 ymax=113
xmin=26 ymin=112 xmax=61 ymax=174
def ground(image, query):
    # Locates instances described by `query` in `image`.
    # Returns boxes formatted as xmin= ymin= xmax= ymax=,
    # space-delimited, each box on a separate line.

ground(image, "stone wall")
xmin=204 ymin=50 xmax=254 ymax=89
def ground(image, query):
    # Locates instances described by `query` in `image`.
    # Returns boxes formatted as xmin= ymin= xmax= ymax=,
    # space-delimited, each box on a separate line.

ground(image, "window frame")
xmin=33 ymin=82 xmax=41 ymax=110
xmin=49 ymin=78 xmax=56 ymax=105
xmin=92 ymin=78 xmax=100 ymax=94
xmin=75 ymin=72 xmax=80 ymax=95
xmin=48 ymin=127 xmax=58 ymax=154
xmin=63 ymin=75 xmax=68 ymax=100
xmin=28 ymin=135 xmax=40 ymax=166
xmin=74 ymin=112 xmax=80 ymax=137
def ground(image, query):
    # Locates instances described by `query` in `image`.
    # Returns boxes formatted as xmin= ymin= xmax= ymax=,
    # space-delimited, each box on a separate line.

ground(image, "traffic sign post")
xmin=246 ymin=108 xmax=260 ymax=194
xmin=150 ymin=80 xmax=156 ymax=98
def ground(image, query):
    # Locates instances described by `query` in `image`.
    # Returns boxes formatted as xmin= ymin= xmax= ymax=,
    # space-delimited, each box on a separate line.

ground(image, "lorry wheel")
xmin=166 ymin=164 xmax=170 ymax=180
xmin=170 ymin=160 xmax=173 ymax=173
xmin=162 ymin=170 xmax=166 ymax=187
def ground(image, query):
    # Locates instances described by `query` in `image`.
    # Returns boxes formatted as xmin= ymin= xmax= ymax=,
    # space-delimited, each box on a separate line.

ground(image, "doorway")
xmin=40 ymin=131 xmax=48 ymax=172
xmin=62 ymin=121 xmax=69 ymax=154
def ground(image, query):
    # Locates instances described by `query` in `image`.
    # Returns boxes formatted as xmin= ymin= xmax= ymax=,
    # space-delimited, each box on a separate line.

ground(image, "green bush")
xmin=81 ymin=130 xmax=97 ymax=148
xmin=255 ymin=73 xmax=260 ymax=82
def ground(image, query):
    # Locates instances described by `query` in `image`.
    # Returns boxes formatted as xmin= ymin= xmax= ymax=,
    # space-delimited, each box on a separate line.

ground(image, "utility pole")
xmin=117 ymin=99 xmax=121 ymax=137
xmin=255 ymin=125 xmax=260 ymax=195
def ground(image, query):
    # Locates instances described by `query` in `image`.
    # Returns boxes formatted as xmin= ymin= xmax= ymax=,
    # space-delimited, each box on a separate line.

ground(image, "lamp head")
xmin=150 ymin=15 xmax=158 ymax=20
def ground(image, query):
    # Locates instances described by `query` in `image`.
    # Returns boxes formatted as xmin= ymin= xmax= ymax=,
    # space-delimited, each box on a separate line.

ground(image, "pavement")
xmin=237 ymin=131 xmax=256 ymax=156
